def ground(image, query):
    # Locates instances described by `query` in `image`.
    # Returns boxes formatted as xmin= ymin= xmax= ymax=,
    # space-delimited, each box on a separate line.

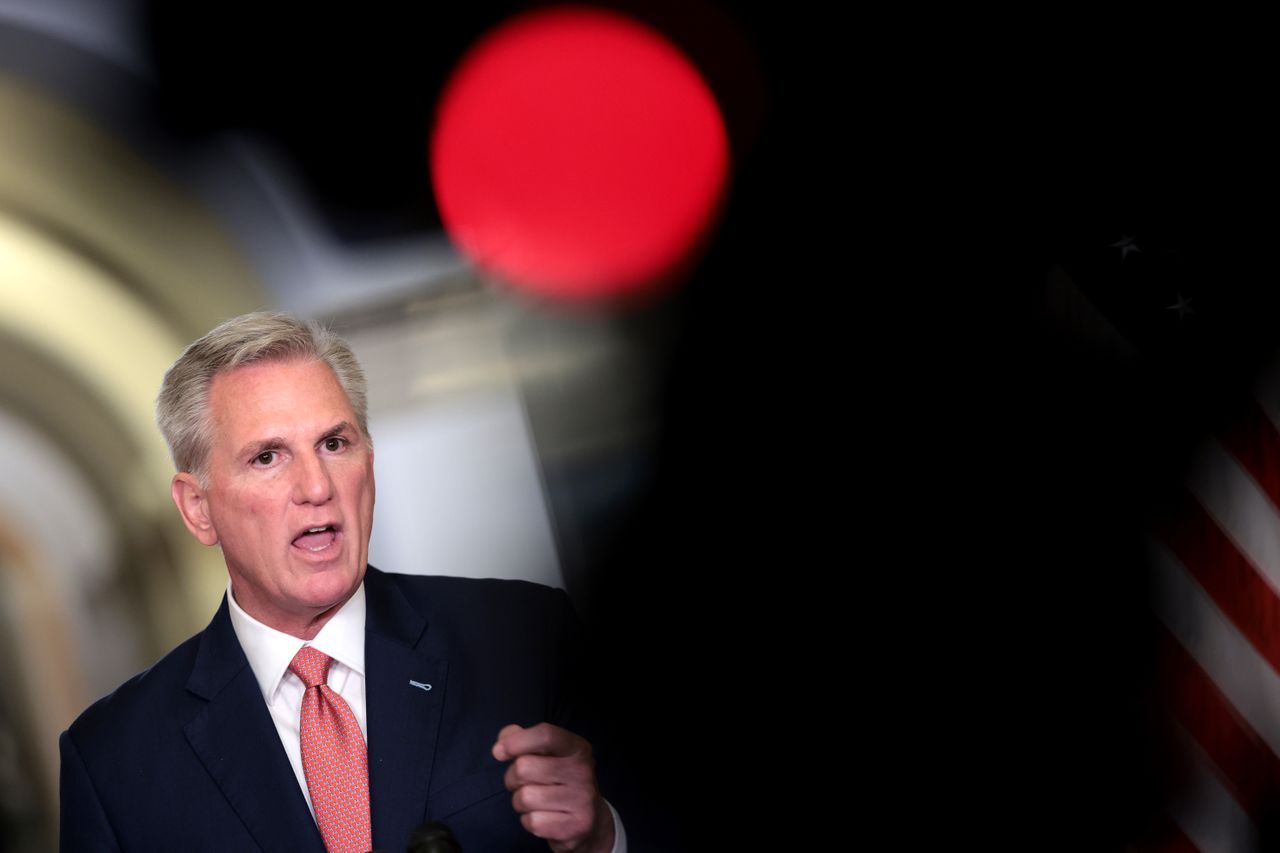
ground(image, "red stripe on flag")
xmin=1218 ymin=399 xmax=1280 ymax=510
xmin=1161 ymin=623 xmax=1280 ymax=811
xmin=1157 ymin=491 xmax=1280 ymax=675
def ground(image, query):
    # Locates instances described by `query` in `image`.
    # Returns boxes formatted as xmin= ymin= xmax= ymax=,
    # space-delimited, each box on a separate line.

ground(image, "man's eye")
xmin=324 ymin=437 xmax=346 ymax=452
xmin=254 ymin=451 xmax=276 ymax=466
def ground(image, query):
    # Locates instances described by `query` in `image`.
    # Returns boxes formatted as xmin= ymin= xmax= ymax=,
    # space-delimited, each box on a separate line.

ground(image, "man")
xmin=59 ymin=312 xmax=624 ymax=852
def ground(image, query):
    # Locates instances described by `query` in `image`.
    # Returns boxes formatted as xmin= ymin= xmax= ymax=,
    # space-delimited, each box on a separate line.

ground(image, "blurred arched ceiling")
xmin=0 ymin=76 xmax=268 ymax=627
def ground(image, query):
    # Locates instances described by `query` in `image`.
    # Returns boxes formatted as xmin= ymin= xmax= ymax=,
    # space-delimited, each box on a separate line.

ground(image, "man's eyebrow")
xmin=238 ymin=437 xmax=286 ymax=460
xmin=319 ymin=421 xmax=355 ymax=442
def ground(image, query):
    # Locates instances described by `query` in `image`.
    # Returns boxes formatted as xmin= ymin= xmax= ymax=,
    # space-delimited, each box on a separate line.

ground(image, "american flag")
xmin=1037 ymin=222 xmax=1280 ymax=852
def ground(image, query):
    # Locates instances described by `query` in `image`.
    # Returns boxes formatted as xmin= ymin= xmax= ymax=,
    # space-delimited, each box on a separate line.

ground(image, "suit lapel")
xmin=182 ymin=598 xmax=325 ymax=853
xmin=364 ymin=568 xmax=449 ymax=850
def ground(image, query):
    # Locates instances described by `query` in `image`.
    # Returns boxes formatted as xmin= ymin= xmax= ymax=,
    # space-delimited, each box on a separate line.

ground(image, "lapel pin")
xmin=409 ymin=680 xmax=433 ymax=692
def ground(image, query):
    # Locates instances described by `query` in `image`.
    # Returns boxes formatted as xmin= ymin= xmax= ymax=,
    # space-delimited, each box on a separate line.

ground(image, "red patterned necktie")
xmin=289 ymin=645 xmax=372 ymax=853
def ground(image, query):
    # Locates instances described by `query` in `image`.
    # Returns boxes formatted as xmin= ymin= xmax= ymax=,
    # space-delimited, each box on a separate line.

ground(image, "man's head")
xmin=157 ymin=312 xmax=375 ymax=637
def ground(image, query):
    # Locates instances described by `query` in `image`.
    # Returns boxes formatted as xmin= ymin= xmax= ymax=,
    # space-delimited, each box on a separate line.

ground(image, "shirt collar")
xmin=226 ymin=581 xmax=367 ymax=707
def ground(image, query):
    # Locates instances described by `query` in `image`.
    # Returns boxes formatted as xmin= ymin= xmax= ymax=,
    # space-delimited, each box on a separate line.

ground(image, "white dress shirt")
xmin=226 ymin=581 xmax=626 ymax=852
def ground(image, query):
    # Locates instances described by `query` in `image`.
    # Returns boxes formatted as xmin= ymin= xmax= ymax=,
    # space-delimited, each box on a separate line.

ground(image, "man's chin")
xmin=299 ymin=565 xmax=365 ymax=607
xmin=300 ymin=570 xmax=361 ymax=602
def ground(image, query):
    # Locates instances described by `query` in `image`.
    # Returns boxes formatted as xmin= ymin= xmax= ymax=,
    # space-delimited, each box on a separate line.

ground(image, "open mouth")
xmin=292 ymin=525 xmax=339 ymax=553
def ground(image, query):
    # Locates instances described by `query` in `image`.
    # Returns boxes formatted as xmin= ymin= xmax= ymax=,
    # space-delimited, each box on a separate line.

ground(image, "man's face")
xmin=174 ymin=357 xmax=375 ymax=637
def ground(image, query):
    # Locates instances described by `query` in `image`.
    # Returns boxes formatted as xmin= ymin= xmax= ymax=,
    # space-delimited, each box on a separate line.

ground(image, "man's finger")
xmin=491 ymin=723 xmax=525 ymax=761
xmin=510 ymin=781 xmax=595 ymax=816
xmin=493 ymin=722 xmax=589 ymax=761
xmin=518 ymin=808 xmax=594 ymax=844
xmin=503 ymin=753 xmax=593 ymax=791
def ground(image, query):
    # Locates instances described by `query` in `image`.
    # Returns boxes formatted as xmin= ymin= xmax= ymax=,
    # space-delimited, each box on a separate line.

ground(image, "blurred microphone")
xmin=406 ymin=821 xmax=462 ymax=853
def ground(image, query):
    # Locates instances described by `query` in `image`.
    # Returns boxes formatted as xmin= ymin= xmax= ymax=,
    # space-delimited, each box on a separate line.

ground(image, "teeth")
xmin=308 ymin=526 xmax=327 ymax=533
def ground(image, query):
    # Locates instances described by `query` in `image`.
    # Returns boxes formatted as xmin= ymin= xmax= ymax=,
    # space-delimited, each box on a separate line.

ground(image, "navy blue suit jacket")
xmin=59 ymin=567 xmax=587 ymax=852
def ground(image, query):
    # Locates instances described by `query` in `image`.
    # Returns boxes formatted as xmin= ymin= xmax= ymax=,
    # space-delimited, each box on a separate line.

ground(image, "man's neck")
xmin=228 ymin=583 xmax=355 ymax=640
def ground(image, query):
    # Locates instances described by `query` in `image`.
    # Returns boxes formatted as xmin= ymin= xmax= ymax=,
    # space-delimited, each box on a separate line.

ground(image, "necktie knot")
xmin=289 ymin=645 xmax=332 ymax=689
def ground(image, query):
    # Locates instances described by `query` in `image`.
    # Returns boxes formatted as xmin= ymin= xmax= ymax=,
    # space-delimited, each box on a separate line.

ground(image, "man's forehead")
xmin=207 ymin=359 xmax=354 ymax=436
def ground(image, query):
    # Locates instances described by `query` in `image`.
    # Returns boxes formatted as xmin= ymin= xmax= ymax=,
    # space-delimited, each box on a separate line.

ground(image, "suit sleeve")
xmin=59 ymin=729 xmax=123 ymax=853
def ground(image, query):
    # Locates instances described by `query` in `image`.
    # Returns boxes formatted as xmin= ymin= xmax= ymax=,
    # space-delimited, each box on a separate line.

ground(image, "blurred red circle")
xmin=431 ymin=5 xmax=730 ymax=300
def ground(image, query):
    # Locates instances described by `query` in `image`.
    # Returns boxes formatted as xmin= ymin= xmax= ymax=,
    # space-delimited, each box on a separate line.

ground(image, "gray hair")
xmin=156 ymin=311 xmax=369 ymax=483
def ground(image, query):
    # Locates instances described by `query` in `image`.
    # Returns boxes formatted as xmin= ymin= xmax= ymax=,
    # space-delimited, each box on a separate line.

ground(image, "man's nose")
xmin=292 ymin=451 xmax=335 ymax=504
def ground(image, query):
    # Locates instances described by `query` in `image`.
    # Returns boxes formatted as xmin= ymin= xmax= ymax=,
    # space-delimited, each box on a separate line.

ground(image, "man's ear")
xmin=172 ymin=472 xmax=219 ymax=546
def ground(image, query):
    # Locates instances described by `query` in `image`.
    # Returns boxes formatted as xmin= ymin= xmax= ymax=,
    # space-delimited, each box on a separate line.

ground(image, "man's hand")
xmin=492 ymin=722 xmax=615 ymax=853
